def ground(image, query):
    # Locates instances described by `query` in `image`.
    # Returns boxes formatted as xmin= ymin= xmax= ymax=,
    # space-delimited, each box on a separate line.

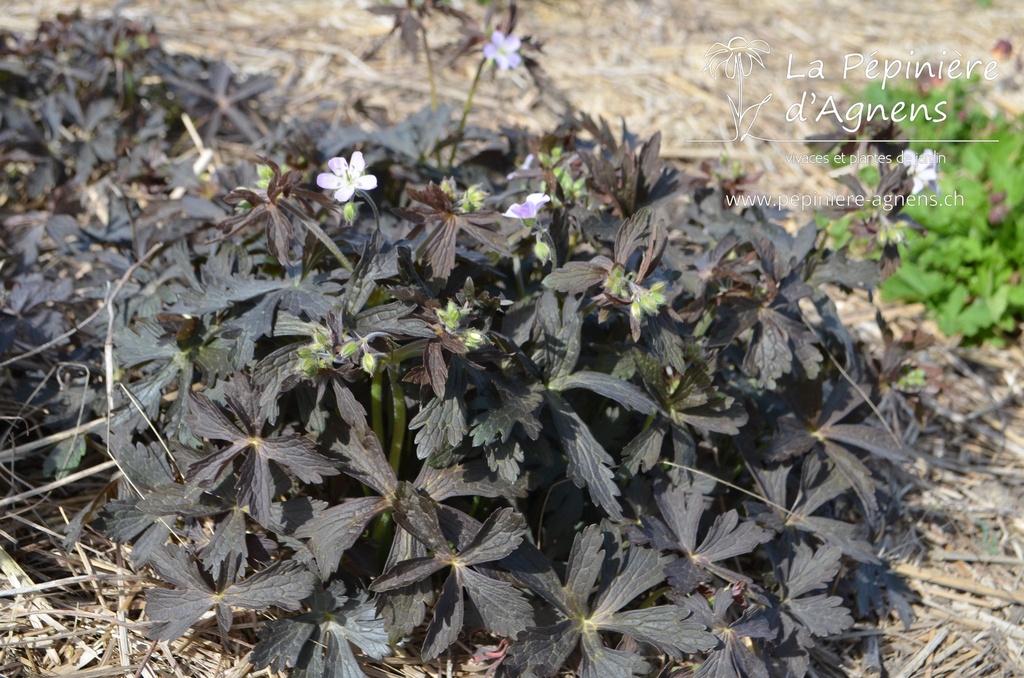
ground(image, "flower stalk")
xmin=449 ymin=58 xmax=486 ymax=167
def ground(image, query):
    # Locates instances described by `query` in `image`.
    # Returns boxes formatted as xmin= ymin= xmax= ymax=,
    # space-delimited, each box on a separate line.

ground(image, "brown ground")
xmin=2 ymin=1 xmax=1024 ymax=676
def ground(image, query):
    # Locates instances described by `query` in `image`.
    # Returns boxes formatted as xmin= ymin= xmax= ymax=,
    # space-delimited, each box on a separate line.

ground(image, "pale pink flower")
xmin=317 ymin=152 xmax=377 ymax=203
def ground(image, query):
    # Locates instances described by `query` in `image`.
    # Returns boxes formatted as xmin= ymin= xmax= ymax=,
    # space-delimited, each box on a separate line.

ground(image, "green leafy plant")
xmin=838 ymin=77 xmax=1024 ymax=343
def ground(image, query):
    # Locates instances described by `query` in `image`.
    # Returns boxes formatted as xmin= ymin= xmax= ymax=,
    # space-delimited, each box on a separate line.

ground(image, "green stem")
xmin=355 ymin=189 xmax=381 ymax=230
xmin=512 ymin=254 xmax=526 ymax=299
xmin=371 ymin=510 xmax=392 ymax=551
xmin=371 ymin=365 xmax=385 ymax=449
xmin=449 ymin=59 xmax=487 ymax=167
xmin=387 ymin=364 xmax=406 ymax=477
xmin=640 ymin=586 xmax=671 ymax=608
xmin=390 ymin=338 xmax=429 ymax=364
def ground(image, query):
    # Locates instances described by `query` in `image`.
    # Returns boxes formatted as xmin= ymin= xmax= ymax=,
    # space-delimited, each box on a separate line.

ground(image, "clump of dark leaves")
xmin=1 ymin=10 xmax=924 ymax=678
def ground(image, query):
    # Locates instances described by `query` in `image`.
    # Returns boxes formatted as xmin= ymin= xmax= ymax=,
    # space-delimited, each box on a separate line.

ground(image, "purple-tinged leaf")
xmin=697 ymin=510 xmax=772 ymax=564
xmin=409 ymin=395 xmax=467 ymax=460
xmin=420 ymin=571 xmax=464 ymax=660
xmin=542 ymin=260 xmax=612 ymax=295
xmin=224 ymin=560 xmax=317 ymax=611
xmin=565 ymin=526 xmax=604 ymax=615
xmin=222 ymin=373 xmax=263 ymax=433
xmin=188 ymin=391 xmax=243 ymax=441
xmin=786 ymin=594 xmax=853 ymax=636
xmin=537 ymin=291 xmax=583 ymax=381
xmin=250 ymin=616 xmax=317 ymax=673
xmin=602 ymin=606 xmax=716 ymax=657
xmin=769 ymin=417 xmax=816 ymax=462
xmin=299 ymin=496 xmax=389 ymax=578
xmin=621 ymin=419 xmax=668 ymax=474
xmin=823 ymin=423 xmax=908 ymax=463
xmin=200 ymin=508 xmax=247 ymax=583
xmin=259 ymin=436 xmax=338 ymax=484
xmin=548 ymin=371 xmax=660 ymax=415
xmin=592 ymin=545 xmax=668 ymax=616
xmin=391 ymin=482 xmax=450 ymax=554
xmin=416 ymin=460 xmax=519 ymax=502
xmin=656 ymin=486 xmax=703 ymax=553
xmin=145 ymin=549 xmax=314 ymax=640
xmin=471 ymin=378 xmax=544 ymax=446
xmin=423 ymin=340 xmax=449 ymax=399
xmin=460 ymin=567 xmax=532 ymax=638
xmin=505 ymin=619 xmax=579 ymax=678
xmin=334 ymin=428 xmax=397 ymax=497
xmin=666 ymin=558 xmax=709 ymax=595
xmin=146 ymin=587 xmax=217 ymax=641
xmin=797 ymin=516 xmax=878 ymax=564
xmin=822 ymin=440 xmax=878 ymax=515
xmin=251 ymin=583 xmax=389 ymax=675
xmin=580 ymin=628 xmax=647 ymax=678
xmin=780 ymin=543 xmax=843 ymax=599
xmin=674 ymin=399 xmax=748 ymax=435
xmin=460 ymin=508 xmax=526 ymax=566
xmin=371 ymin=557 xmax=448 ymax=592
xmin=545 ymin=391 xmax=623 ymax=521
xmin=377 ymin=528 xmax=432 ymax=640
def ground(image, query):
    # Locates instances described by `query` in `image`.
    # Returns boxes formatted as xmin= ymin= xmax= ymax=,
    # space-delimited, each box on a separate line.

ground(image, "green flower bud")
xmin=440 ymin=177 xmax=458 ymax=199
xmin=295 ymin=348 xmax=323 ymax=378
xmin=637 ymin=282 xmax=667 ymax=315
xmin=337 ymin=341 xmax=359 ymax=360
xmin=312 ymin=330 xmax=331 ymax=351
xmin=256 ymin=164 xmax=274 ymax=189
xmin=361 ymin=352 xmax=377 ymax=375
xmin=463 ymin=330 xmax=488 ymax=350
xmin=533 ymin=239 xmax=551 ymax=264
xmin=897 ymin=367 xmax=926 ymax=391
xmin=877 ymin=220 xmax=906 ymax=245
xmin=605 ymin=267 xmax=629 ymax=298
xmin=437 ymin=300 xmax=463 ymax=332
xmin=343 ymin=201 xmax=357 ymax=223
xmin=459 ymin=184 xmax=487 ymax=213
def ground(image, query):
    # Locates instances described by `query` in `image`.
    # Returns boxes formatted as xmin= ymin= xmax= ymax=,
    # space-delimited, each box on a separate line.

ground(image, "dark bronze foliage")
xmin=2 ymin=11 xmax=923 ymax=678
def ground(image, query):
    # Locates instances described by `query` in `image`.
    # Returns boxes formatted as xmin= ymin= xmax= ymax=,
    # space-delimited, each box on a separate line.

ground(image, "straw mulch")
xmin=2 ymin=1 xmax=1023 ymax=676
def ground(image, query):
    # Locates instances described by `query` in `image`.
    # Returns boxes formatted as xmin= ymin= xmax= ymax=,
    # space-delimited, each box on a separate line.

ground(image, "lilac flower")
xmin=317 ymin=152 xmax=377 ymax=203
xmin=483 ymin=30 xmax=522 ymax=71
xmin=503 ymin=193 xmax=550 ymax=220
xmin=902 ymin=149 xmax=940 ymax=195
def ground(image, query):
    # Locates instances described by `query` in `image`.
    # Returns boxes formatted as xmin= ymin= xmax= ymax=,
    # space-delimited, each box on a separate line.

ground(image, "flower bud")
xmin=463 ymin=330 xmax=488 ymax=350
xmin=459 ymin=184 xmax=487 ymax=213
xmin=440 ymin=177 xmax=458 ymax=199
xmin=533 ymin=239 xmax=551 ymax=264
xmin=337 ymin=341 xmax=359 ymax=360
xmin=361 ymin=352 xmax=377 ymax=375
xmin=437 ymin=300 xmax=464 ymax=332
xmin=295 ymin=348 xmax=319 ymax=378
xmin=256 ymin=164 xmax=274 ymax=189
xmin=343 ymin=201 xmax=357 ymax=223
